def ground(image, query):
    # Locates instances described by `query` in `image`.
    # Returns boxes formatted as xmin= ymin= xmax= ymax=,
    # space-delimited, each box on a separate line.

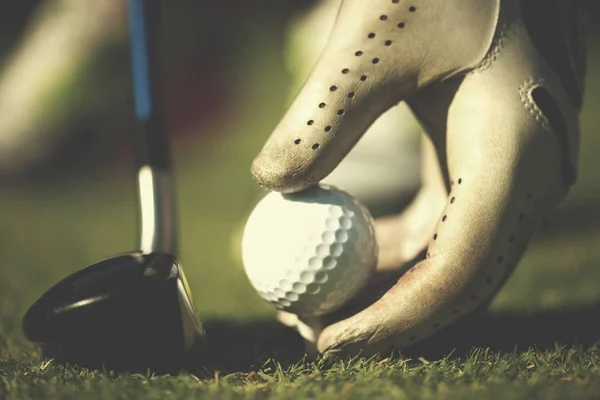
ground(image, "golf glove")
xmin=251 ymin=0 xmax=587 ymax=356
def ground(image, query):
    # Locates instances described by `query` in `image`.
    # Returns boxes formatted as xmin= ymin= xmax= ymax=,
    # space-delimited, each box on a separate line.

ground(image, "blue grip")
xmin=127 ymin=0 xmax=151 ymax=121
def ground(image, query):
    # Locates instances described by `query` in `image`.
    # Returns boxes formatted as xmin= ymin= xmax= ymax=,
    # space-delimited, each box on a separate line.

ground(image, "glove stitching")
xmin=519 ymin=78 xmax=550 ymax=130
xmin=476 ymin=0 xmax=521 ymax=73
xmin=477 ymin=22 xmax=506 ymax=73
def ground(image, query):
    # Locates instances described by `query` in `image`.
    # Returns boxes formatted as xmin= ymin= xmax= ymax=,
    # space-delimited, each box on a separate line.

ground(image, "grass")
xmin=0 ymin=22 xmax=600 ymax=400
xmin=1 ymin=348 xmax=600 ymax=399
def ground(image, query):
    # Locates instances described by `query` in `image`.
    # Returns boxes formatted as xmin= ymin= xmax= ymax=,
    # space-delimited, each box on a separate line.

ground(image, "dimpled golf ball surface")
xmin=242 ymin=184 xmax=378 ymax=317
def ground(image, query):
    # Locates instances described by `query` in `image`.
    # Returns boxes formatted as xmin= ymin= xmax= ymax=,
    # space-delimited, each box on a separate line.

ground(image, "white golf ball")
xmin=241 ymin=183 xmax=378 ymax=317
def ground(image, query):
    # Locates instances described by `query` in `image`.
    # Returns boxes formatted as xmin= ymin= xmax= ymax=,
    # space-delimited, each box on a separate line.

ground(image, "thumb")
xmin=251 ymin=0 xmax=500 ymax=193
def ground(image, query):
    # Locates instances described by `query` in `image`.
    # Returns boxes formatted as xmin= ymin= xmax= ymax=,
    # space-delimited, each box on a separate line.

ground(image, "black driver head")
xmin=22 ymin=251 xmax=206 ymax=373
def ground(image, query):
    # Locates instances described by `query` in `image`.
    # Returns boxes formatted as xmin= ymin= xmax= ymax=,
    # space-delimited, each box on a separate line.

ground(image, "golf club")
xmin=22 ymin=0 xmax=206 ymax=373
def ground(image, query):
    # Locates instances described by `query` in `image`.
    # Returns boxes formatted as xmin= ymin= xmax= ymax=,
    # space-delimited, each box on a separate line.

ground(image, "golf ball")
xmin=241 ymin=183 xmax=378 ymax=317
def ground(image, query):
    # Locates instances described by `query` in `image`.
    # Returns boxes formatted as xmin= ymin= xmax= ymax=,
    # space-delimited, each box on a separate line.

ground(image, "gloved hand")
xmin=251 ymin=0 xmax=587 ymax=357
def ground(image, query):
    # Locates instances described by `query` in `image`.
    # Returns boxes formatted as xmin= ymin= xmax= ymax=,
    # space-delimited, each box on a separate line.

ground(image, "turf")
xmin=1 ymin=22 xmax=600 ymax=400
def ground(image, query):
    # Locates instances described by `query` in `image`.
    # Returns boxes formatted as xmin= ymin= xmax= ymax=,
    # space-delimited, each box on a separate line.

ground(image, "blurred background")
xmin=0 ymin=0 xmax=599 ymax=357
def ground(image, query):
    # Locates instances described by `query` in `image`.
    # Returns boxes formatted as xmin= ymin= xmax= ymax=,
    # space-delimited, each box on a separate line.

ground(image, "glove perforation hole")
xmin=341 ymin=68 xmax=350 ymax=74
xmin=426 ymin=252 xmax=430 ymax=258
xmin=307 ymin=120 xmax=314 ymax=126
xmin=442 ymin=215 xmax=447 ymax=222
xmin=312 ymin=143 xmax=320 ymax=150
xmin=458 ymin=178 xmax=462 ymax=184
xmin=397 ymin=22 xmax=405 ymax=29
xmin=368 ymin=33 xmax=376 ymax=39
xmin=319 ymin=102 xmax=326 ymax=108
xmin=347 ymin=92 xmax=355 ymax=98
xmin=497 ymin=255 xmax=504 ymax=263
xmin=360 ymin=75 xmax=367 ymax=81
xmin=324 ymin=126 xmax=332 ymax=132
xmin=330 ymin=86 xmax=338 ymax=92
xmin=392 ymin=0 xmax=399 ymax=3
xmin=409 ymin=6 xmax=417 ymax=12
xmin=385 ymin=40 xmax=392 ymax=46
xmin=450 ymin=197 xmax=456 ymax=204
xmin=337 ymin=109 xmax=345 ymax=115
xmin=433 ymin=233 xmax=438 ymax=240
xmin=380 ymin=15 xmax=388 ymax=21
xmin=355 ymin=51 xmax=364 ymax=57
xmin=294 ymin=139 xmax=301 ymax=145
xmin=372 ymin=58 xmax=380 ymax=64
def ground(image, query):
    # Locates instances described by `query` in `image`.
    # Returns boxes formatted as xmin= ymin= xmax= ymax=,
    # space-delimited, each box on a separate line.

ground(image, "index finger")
xmin=251 ymin=0 xmax=500 ymax=193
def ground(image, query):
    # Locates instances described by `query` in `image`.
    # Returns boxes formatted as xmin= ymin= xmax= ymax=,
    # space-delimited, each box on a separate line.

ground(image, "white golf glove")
xmin=251 ymin=0 xmax=587 ymax=357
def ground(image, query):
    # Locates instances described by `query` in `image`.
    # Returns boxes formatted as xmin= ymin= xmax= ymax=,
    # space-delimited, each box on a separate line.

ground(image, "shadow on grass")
xmin=199 ymin=319 xmax=306 ymax=374
xmin=200 ymin=304 xmax=600 ymax=372
xmin=406 ymin=304 xmax=600 ymax=360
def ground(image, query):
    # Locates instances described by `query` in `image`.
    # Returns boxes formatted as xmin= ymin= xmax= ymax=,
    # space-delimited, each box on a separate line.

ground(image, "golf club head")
xmin=22 ymin=251 xmax=206 ymax=373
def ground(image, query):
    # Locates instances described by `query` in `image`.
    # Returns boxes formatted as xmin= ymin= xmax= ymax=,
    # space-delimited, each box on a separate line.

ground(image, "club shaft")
xmin=127 ymin=0 xmax=176 ymax=255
